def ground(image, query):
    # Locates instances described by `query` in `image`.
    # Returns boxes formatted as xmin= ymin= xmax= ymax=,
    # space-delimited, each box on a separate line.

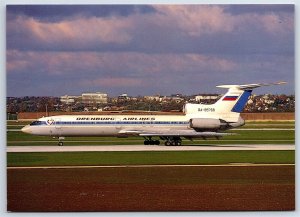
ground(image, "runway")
xmin=7 ymin=144 xmax=295 ymax=152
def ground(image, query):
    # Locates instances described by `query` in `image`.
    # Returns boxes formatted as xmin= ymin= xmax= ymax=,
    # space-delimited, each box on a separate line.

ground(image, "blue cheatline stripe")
xmin=231 ymin=90 xmax=252 ymax=113
xmin=43 ymin=121 xmax=190 ymax=126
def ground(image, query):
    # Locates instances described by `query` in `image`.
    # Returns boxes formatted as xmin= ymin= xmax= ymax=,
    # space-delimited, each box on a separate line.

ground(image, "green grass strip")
xmin=7 ymin=150 xmax=295 ymax=167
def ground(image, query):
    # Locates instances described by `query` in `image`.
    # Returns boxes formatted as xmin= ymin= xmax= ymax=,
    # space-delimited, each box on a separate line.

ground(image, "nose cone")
xmin=21 ymin=125 xmax=32 ymax=134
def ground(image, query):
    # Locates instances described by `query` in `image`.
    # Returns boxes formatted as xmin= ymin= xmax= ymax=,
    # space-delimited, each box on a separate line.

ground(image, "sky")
xmin=6 ymin=4 xmax=294 ymax=97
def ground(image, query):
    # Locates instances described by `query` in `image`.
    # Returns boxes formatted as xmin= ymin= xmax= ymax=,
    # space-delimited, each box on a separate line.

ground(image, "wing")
xmin=118 ymin=129 xmax=235 ymax=139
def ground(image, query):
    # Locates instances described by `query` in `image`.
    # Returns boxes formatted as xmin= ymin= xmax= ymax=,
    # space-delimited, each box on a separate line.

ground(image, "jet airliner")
xmin=21 ymin=82 xmax=286 ymax=146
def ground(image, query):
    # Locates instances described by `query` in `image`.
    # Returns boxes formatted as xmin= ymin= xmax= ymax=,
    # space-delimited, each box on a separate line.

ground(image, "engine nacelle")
xmin=189 ymin=118 xmax=226 ymax=131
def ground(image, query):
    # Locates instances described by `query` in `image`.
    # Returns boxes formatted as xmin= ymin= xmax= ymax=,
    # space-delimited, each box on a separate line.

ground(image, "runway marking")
xmin=7 ymin=163 xmax=295 ymax=170
xmin=6 ymin=144 xmax=295 ymax=152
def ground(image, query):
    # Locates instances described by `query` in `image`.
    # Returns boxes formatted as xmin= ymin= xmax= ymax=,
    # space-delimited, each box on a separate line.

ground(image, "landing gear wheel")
xmin=144 ymin=138 xmax=160 ymax=145
xmin=164 ymin=138 xmax=182 ymax=146
xmin=57 ymin=137 xmax=65 ymax=146
xmin=165 ymin=141 xmax=171 ymax=146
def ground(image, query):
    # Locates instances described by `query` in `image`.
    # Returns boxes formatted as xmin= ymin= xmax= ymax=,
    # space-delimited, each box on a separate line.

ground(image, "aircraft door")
xmin=115 ymin=118 xmax=122 ymax=129
xmin=53 ymin=118 xmax=63 ymax=136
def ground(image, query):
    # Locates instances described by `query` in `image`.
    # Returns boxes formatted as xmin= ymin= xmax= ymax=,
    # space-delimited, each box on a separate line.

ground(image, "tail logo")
xmin=223 ymin=96 xmax=239 ymax=101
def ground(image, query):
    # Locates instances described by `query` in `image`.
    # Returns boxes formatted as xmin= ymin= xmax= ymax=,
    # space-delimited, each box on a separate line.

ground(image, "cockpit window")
xmin=29 ymin=121 xmax=46 ymax=126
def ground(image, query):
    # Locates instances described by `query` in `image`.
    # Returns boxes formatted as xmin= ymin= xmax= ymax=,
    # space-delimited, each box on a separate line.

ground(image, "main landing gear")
xmin=143 ymin=136 xmax=182 ymax=146
xmin=164 ymin=137 xmax=182 ymax=146
xmin=143 ymin=137 xmax=160 ymax=145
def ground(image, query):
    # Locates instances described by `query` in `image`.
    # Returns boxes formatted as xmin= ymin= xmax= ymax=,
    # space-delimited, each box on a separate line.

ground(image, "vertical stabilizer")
xmin=184 ymin=81 xmax=286 ymax=121
xmin=214 ymin=81 xmax=286 ymax=114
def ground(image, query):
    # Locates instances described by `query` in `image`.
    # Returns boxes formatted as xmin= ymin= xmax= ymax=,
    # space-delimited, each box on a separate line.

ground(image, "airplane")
xmin=21 ymin=81 xmax=286 ymax=146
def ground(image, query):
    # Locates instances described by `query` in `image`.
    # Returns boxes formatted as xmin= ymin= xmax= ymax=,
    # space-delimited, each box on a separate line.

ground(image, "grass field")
xmin=7 ymin=150 xmax=295 ymax=167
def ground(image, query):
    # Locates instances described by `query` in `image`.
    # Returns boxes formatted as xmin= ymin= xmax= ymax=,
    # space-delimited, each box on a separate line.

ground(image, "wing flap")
xmin=139 ymin=131 xmax=235 ymax=138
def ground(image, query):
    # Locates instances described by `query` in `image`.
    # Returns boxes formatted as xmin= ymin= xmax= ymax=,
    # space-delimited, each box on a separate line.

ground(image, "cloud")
xmin=7 ymin=49 xmax=293 ymax=96
xmin=6 ymin=49 xmax=242 ymax=94
xmin=260 ymin=13 xmax=293 ymax=34
xmin=7 ymin=5 xmax=293 ymax=54
xmin=151 ymin=5 xmax=235 ymax=36
xmin=224 ymin=4 xmax=294 ymax=15
xmin=7 ymin=50 xmax=237 ymax=77
xmin=7 ymin=5 xmax=155 ymax=22
xmin=151 ymin=5 xmax=293 ymax=37
xmin=82 ymin=78 xmax=144 ymax=87
xmin=7 ymin=14 xmax=134 ymax=50
xmin=6 ymin=5 xmax=294 ymax=96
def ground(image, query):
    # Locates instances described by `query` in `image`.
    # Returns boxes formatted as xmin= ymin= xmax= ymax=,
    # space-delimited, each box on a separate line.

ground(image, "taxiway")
xmin=7 ymin=144 xmax=295 ymax=152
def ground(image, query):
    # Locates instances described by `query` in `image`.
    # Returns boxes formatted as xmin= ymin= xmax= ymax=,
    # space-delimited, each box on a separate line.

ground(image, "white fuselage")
xmin=22 ymin=114 xmax=193 ymax=137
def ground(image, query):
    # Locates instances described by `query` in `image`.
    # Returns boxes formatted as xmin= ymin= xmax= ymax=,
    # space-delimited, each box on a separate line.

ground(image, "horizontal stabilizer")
xmin=217 ymin=81 xmax=286 ymax=90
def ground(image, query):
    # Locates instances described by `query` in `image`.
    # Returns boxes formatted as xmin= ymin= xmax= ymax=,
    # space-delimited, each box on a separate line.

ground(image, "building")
xmin=195 ymin=94 xmax=219 ymax=102
xmin=144 ymin=95 xmax=161 ymax=101
xmin=118 ymin=93 xmax=129 ymax=101
xmin=81 ymin=92 xmax=108 ymax=105
xmin=60 ymin=95 xmax=80 ymax=104
xmin=161 ymin=96 xmax=184 ymax=103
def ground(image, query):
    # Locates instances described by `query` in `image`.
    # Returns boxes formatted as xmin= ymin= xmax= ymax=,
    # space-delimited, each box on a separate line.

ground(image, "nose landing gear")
xmin=57 ymin=137 xmax=65 ymax=146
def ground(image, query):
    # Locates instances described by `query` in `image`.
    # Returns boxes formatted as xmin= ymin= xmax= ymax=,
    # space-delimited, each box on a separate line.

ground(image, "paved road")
xmin=7 ymin=144 xmax=295 ymax=152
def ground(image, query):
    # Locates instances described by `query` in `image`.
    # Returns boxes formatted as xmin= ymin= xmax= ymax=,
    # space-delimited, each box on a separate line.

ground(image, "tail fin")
xmin=214 ymin=81 xmax=286 ymax=113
